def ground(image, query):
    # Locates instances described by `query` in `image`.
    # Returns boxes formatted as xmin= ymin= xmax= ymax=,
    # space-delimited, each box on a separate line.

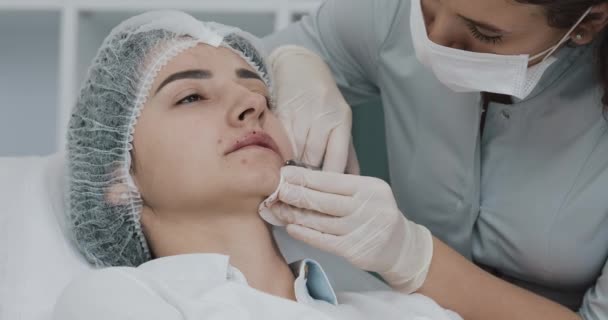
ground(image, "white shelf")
xmin=0 ymin=0 xmax=322 ymax=156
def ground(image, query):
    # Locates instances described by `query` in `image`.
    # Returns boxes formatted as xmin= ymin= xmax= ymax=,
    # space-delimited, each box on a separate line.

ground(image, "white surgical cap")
xmin=66 ymin=10 xmax=273 ymax=267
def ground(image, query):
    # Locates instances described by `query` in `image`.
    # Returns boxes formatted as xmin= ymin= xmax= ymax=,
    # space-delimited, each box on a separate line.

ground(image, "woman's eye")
xmin=251 ymin=89 xmax=272 ymax=109
xmin=177 ymin=94 xmax=205 ymax=105
xmin=465 ymin=21 xmax=503 ymax=45
xmin=264 ymin=96 xmax=272 ymax=109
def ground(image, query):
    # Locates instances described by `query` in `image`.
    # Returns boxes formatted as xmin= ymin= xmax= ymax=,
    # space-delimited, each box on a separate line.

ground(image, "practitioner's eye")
xmin=463 ymin=20 xmax=504 ymax=45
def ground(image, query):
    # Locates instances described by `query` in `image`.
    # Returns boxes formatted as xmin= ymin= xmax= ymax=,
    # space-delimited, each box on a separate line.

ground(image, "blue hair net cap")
xmin=66 ymin=10 xmax=272 ymax=267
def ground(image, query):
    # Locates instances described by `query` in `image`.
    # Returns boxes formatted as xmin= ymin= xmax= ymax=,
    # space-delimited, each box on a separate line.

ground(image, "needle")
xmin=284 ymin=159 xmax=321 ymax=171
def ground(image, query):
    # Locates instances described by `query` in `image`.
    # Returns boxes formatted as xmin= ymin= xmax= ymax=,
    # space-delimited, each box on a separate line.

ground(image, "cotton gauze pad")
xmin=258 ymin=173 xmax=286 ymax=226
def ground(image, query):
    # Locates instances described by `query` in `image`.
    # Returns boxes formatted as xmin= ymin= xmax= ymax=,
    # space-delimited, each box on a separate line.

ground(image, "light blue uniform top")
xmin=264 ymin=0 xmax=608 ymax=318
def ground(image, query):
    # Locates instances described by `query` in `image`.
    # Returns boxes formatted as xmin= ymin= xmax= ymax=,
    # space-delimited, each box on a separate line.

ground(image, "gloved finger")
xmin=279 ymin=183 xmax=355 ymax=217
xmin=344 ymin=138 xmax=360 ymax=175
xmin=281 ymin=165 xmax=364 ymax=196
xmin=321 ymin=119 xmax=351 ymax=173
xmin=300 ymin=108 xmax=333 ymax=169
xmin=279 ymin=92 xmax=315 ymax=161
xmin=286 ymin=224 xmax=341 ymax=254
xmin=274 ymin=203 xmax=352 ymax=236
xmin=275 ymin=108 xmax=298 ymax=158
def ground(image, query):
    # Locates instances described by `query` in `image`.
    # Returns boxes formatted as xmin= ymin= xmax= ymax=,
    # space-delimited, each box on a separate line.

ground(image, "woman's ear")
xmin=104 ymin=167 xmax=139 ymax=206
xmin=572 ymin=4 xmax=608 ymax=45
xmin=105 ymin=181 xmax=131 ymax=206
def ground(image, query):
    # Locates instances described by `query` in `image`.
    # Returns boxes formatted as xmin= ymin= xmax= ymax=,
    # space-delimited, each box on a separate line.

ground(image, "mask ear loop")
xmin=529 ymin=6 xmax=593 ymax=62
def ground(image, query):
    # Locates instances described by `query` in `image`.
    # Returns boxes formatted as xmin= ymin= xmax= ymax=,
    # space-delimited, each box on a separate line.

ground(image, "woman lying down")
xmin=54 ymin=11 xmax=460 ymax=320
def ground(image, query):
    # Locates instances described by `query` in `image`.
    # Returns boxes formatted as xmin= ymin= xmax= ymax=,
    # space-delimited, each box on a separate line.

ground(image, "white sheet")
xmin=0 ymin=154 xmax=92 ymax=320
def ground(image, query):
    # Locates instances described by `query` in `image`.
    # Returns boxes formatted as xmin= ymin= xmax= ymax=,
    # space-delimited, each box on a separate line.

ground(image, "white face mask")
xmin=409 ymin=0 xmax=592 ymax=99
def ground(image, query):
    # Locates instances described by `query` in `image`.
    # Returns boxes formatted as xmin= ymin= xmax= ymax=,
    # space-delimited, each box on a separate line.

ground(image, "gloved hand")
xmin=267 ymin=45 xmax=357 ymax=173
xmin=270 ymin=166 xmax=433 ymax=294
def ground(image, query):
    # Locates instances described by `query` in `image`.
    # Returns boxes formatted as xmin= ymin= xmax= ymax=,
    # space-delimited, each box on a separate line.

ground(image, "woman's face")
xmin=421 ymin=0 xmax=589 ymax=59
xmin=131 ymin=44 xmax=293 ymax=216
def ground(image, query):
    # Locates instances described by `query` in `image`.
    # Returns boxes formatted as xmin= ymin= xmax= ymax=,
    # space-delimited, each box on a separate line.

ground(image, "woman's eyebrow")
xmin=458 ymin=15 xmax=509 ymax=34
xmin=236 ymin=68 xmax=263 ymax=81
xmin=155 ymin=69 xmax=213 ymax=95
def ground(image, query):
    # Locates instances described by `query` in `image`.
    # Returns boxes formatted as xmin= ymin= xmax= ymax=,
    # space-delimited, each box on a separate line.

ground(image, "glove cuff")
xmin=380 ymin=220 xmax=433 ymax=294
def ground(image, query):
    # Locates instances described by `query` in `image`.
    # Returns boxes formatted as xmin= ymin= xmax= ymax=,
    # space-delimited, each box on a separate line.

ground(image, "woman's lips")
xmin=225 ymin=131 xmax=281 ymax=156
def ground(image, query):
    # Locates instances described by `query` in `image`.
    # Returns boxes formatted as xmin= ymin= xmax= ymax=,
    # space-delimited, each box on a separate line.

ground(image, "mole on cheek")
xmin=217 ymin=139 xmax=223 ymax=144
xmin=241 ymin=158 xmax=248 ymax=165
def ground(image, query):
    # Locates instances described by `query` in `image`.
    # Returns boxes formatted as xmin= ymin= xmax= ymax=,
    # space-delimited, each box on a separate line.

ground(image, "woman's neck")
xmin=141 ymin=206 xmax=297 ymax=300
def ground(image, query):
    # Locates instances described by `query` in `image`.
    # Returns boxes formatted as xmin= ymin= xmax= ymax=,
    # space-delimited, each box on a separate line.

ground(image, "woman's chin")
xmin=230 ymin=162 xmax=281 ymax=196
xmin=251 ymin=168 xmax=281 ymax=196
xmin=228 ymin=150 xmax=283 ymax=193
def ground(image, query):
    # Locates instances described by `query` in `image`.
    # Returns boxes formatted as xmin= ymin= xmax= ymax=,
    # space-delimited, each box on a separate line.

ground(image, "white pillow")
xmin=0 ymin=153 xmax=387 ymax=320
xmin=0 ymin=153 xmax=92 ymax=320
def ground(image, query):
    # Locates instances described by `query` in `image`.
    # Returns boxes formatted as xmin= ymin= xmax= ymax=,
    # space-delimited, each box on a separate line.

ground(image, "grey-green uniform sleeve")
xmin=579 ymin=259 xmax=608 ymax=319
xmin=263 ymin=0 xmax=400 ymax=105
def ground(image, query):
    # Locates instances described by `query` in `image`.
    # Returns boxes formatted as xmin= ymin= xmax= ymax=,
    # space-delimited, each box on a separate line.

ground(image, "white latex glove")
xmin=268 ymin=45 xmax=357 ymax=173
xmin=269 ymin=166 xmax=433 ymax=294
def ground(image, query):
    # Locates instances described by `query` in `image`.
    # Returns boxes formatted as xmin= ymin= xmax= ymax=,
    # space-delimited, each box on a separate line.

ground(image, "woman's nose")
xmin=227 ymin=89 xmax=267 ymax=128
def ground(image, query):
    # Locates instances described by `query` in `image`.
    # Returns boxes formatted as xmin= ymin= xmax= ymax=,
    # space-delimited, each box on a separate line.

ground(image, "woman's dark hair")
xmin=516 ymin=0 xmax=607 ymax=107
